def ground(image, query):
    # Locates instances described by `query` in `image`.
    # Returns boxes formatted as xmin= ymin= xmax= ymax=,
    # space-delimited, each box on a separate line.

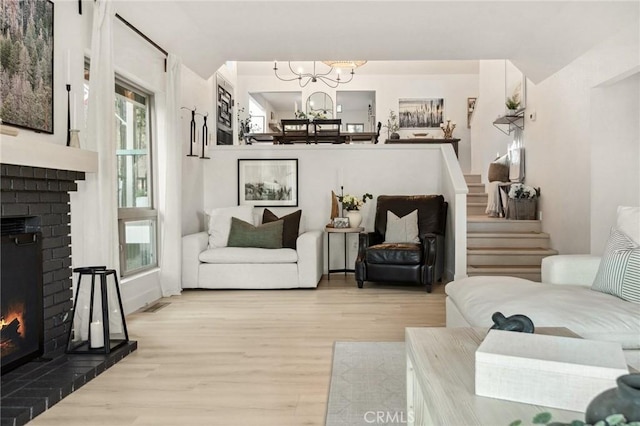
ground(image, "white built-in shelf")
xmin=0 ymin=138 xmax=98 ymax=173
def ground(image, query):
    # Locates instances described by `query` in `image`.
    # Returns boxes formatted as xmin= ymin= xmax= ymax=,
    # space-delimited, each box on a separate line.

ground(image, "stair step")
xmin=468 ymin=247 xmax=558 ymax=266
xmin=467 ymin=216 xmax=542 ymax=233
xmin=467 ymin=193 xmax=488 ymax=202
xmin=467 ymin=203 xmax=487 ymax=215
xmin=467 ymin=183 xmax=485 ymax=194
xmin=464 ymin=174 xmax=481 ymax=184
xmin=468 ymin=232 xmax=551 ymax=249
xmin=467 ymin=265 xmax=542 ymax=282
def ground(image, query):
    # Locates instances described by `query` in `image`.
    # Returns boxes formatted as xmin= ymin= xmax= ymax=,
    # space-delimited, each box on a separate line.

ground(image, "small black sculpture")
xmin=490 ymin=312 xmax=535 ymax=333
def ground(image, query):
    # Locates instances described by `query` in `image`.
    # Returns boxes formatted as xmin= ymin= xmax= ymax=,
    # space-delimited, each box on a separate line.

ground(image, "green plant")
xmin=508 ymin=183 xmax=540 ymax=199
xmin=506 ymin=94 xmax=521 ymax=110
xmin=237 ymin=106 xmax=256 ymax=140
xmin=294 ymin=110 xmax=307 ymax=119
xmin=509 ymin=412 xmax=640 ymax=426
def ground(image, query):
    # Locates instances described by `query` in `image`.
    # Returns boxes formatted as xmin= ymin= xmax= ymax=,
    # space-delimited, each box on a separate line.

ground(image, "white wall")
xmin=202 ymin=144 xmax=462 ymax=279
xmin=180 ymin=67 xmax=210 ymax=235
xmin=524 ymin=23 xmax=640 ymax=254
xmin=235 ymin=73 xmax=478 ymax=172
xmin=470 ymin=60 xmax=513 ymax=176
xmin=590 ymin=72 xmax=640 ymax=253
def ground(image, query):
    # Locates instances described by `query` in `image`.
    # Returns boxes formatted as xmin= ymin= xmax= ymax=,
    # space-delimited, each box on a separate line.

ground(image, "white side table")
xmin=324 ymin=226 xmax=364 ymax=280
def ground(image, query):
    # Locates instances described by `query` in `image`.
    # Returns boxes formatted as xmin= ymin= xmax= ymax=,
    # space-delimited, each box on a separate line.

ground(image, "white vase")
xmin=346 ymin=210 xmax=362 ymax=228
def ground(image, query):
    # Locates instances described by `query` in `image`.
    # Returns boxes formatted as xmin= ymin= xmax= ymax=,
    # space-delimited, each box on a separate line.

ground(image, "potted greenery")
xmin=506 ymin=94 xmax=521 ymax=115
xmin=383 ymin=110 xmax=400 ymax=140
xmin=507 ymin=183 xmax=540 ymax=220
xmin=338 ymin=193 xmax=373 ymax=228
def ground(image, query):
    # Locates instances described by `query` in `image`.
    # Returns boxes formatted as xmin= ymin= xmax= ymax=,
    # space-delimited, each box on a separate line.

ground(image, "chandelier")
xmin=273 ymin=60 xmax=367 ymax=88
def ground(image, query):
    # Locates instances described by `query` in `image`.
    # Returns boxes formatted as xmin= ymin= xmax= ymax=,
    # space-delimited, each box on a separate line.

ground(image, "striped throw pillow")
xmin=591 ymin=230 xmax=640 ymax=303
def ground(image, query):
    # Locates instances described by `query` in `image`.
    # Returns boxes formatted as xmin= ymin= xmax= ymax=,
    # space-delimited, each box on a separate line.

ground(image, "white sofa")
xmin=446 ymin=255 xmax=640 ymax=369
xmin=182 ymin=230 xmax=323 ymax=289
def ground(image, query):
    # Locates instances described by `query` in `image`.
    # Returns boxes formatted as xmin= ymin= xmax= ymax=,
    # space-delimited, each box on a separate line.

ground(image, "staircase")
xmin=465 ymin=174 xmax=557 ymax=281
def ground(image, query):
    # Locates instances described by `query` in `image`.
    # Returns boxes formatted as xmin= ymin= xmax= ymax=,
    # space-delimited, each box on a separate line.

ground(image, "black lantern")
xmin=66 ymin=266 xmax=129 ymax=354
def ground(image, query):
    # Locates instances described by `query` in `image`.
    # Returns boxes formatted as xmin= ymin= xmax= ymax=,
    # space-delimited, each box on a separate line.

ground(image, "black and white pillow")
xmin=591 ymin=229 xmax=640 ymax=303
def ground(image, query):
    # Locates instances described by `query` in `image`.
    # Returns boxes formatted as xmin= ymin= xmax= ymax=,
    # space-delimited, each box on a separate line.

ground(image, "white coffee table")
xmin=405 ymin=327 xmax=584 ymax=426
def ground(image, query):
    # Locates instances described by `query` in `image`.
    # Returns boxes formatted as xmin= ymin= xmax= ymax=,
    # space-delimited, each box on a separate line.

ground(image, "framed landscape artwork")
xmin=0 ymin=0 xmax=54 ymax=133
xmin=238 ymin=159 xmax=298 ymax=207
xmin=399 ymin=98 xmax=444 ymax=129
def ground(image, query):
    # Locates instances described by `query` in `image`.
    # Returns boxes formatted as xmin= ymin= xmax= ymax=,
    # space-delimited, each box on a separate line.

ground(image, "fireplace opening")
xmin=1 ymin=217 xmax=44 ymax=374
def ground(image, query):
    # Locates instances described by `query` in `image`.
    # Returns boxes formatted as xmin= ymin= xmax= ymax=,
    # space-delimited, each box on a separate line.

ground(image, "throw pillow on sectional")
xmin=262 ymin=209 xmax=301 ymax=249
xmin=227 ymin=217 xmax=284 ymax=249
xmin=591 ymin=229 xmax=640 ymax=303
xmin=617 ymin=205 xmax=640 ymax=245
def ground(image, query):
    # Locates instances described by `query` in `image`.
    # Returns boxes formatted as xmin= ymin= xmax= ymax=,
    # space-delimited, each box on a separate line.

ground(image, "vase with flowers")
xmin=338 ymin=193 xmax=373 ymax=228
xmin=507 ymin=183 xmax=540 ymax=220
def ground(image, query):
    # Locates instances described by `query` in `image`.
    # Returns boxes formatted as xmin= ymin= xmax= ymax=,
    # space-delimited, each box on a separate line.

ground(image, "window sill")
xmin=121 ymin=267 xmax=160 ymax=284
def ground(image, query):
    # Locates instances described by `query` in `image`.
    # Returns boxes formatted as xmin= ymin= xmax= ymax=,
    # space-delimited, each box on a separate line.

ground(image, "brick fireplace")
xmin=1 ymin=165 xmax=82 ymax=357
xmin=0 ymin=162 xmax=136 ymax=426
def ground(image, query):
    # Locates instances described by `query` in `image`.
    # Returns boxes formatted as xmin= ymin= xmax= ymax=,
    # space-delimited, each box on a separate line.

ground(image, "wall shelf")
xmin=493 ymin=110 xmax=525 ymax=135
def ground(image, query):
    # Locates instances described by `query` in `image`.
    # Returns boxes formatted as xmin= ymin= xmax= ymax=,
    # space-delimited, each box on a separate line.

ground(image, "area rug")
xmin=326 ymin=342 xmax=407 ymax=426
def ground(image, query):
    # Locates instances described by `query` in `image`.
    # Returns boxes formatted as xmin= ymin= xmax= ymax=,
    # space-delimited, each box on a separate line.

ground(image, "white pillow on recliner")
xmin=207 ymin=205 xmax=254 ymax=248
xmin=384 ymin=210 xmax=419 ymax=243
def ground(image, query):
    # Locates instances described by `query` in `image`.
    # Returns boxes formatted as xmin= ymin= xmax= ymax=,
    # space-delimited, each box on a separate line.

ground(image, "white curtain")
xmin=158 ymin=54 xmax=183 ymax=296
xmin=71 ymin=0 xmax=118 ymax=335
xmin=75 ymin=0 xmax=118 ymax=272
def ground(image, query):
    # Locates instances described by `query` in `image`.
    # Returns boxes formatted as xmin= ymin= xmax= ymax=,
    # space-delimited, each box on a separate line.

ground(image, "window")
xmin=114 ymin=81 xmax=157 ymax=276
xmin=84 ymin=64 xmax=158 ymax=276
xmin=346 ymin=123 xmax=364 ymax=133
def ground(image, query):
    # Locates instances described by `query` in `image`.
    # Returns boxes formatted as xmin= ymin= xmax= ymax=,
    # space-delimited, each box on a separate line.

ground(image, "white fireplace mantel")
xmin=0 ymin=138 xmax=98 ymax=173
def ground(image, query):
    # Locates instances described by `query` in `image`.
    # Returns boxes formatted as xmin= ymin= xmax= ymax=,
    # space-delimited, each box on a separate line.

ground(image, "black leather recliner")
xmin=355 ymin=195 xmax=448 ymax=293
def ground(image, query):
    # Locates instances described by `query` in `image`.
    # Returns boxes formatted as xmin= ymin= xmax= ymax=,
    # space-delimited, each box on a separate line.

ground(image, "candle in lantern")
xmin=90 ymin=321 xmax=104 ymax=348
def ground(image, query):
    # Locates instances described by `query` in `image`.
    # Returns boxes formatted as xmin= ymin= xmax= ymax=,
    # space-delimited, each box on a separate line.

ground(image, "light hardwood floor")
xmin=31 ymin=276 xmax=446 ymax=426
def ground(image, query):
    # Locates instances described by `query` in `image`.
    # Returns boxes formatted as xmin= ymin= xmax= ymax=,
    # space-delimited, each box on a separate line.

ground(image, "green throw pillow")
xmin=591 ymin=229 xmax=640 ymax=303
xmin=227 ymin=217 xmax=284 ymax=249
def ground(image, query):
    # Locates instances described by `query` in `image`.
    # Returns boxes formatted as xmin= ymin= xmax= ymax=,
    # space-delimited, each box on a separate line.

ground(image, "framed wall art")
xmin=0 ymin=0 xmax=54 ymax=133
xmin=399 ymin=98 xmax=444 ymax=129
xmin=467 ymin=97 xmax=477 ymax=128
xmin=238 ymin=159 xmax=298 ymax=207
xmin=216 ymin=74 xmax=233 ymax=145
